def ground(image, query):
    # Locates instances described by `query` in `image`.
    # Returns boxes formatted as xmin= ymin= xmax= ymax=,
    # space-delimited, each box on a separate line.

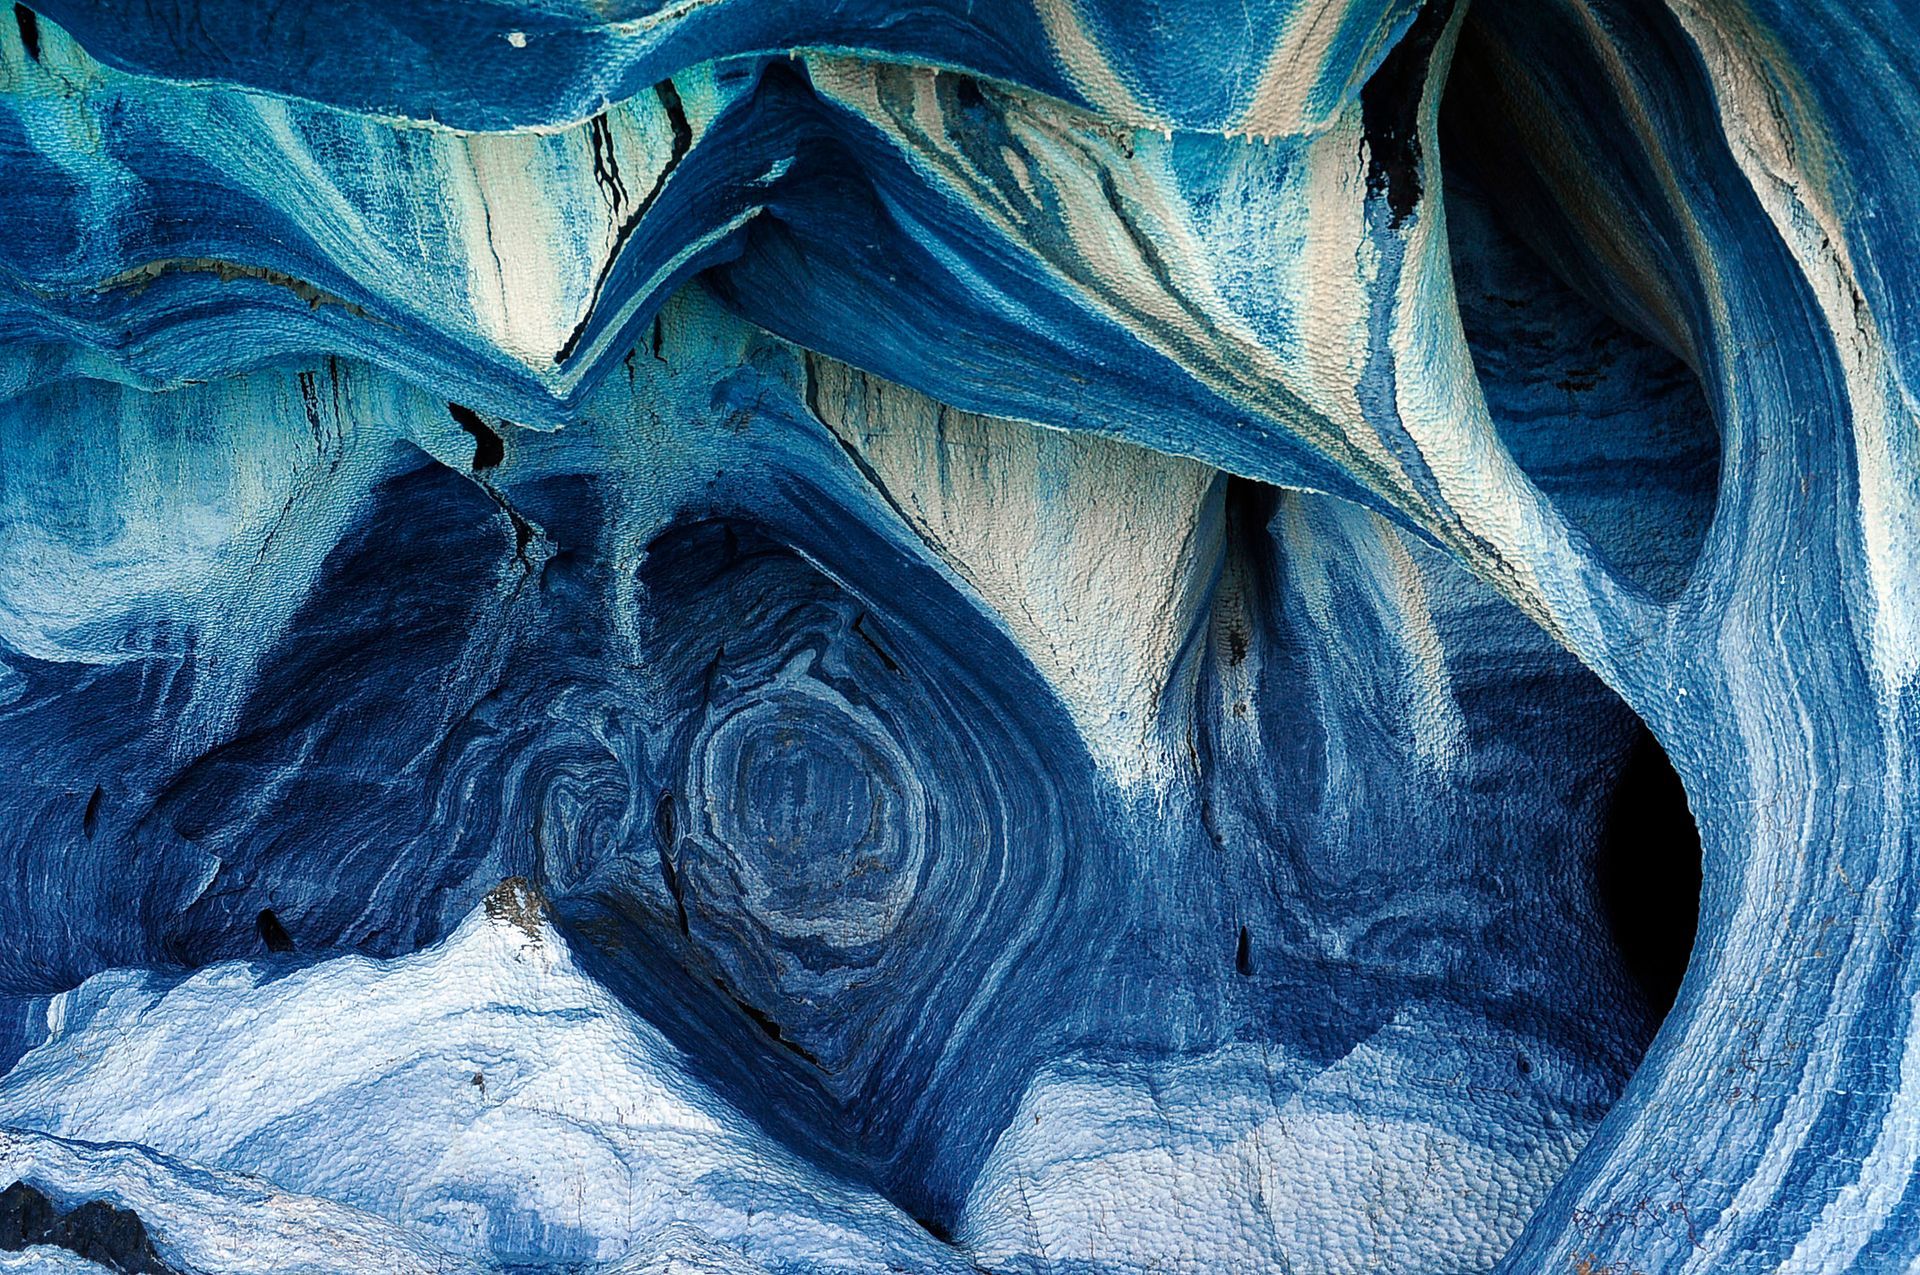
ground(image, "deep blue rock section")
xmin=0 ymin=1 xmax=1916 ymax=1272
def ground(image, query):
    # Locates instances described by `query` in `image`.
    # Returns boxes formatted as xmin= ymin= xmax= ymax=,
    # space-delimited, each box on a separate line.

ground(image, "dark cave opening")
xmin=1593 ymin=723 xmax=1702 ymax=1019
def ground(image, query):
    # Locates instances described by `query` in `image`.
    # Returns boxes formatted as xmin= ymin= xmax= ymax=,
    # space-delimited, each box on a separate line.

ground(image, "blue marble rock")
xmin=0 ymin=0 xmax=1914 ymax=1271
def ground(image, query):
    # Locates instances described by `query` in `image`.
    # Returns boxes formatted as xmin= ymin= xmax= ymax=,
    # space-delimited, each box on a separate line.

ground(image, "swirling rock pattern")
xmin=0 ymin=0 xmax=1916 ymax=1272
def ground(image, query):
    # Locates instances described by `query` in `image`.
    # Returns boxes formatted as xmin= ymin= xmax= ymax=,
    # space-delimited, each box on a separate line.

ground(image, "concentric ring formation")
xmin=640 ymin=519 xmax=1081 ymax=1111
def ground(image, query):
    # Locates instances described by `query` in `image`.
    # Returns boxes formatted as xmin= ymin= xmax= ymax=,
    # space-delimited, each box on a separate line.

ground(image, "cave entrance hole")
xmin=1593 ymin=722 xmax=1702 ymax=1021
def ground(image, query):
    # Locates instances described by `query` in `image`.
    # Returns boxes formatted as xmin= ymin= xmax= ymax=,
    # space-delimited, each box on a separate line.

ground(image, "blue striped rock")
xmin=0 ymin=0 xmax=1914 ymax=1271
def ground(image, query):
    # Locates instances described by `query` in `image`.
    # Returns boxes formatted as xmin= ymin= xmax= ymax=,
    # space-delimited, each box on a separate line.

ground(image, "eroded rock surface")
xmin=1 ymin=1 xmax=1916 ymax=1272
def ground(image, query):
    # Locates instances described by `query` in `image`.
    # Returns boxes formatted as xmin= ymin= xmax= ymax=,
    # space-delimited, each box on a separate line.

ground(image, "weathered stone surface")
xmin=0 ymin=1 xmax=1915 ymax=1271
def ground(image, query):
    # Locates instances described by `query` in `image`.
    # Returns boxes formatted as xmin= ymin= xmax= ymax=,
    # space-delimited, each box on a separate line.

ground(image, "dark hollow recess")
xmin=11 ymin=6 xmax=37 ymax=63
xmin=81 ymin=784 xmax=102 ymax=839
xmin=1594 ymin=723 xmax=1702 ymax=1019
xmin=255 ymin=908 xmax=295 ymax=954
xmin=448 ymin=403 xmax=504 ymax=470
xmin=1359 ymin=0 xmax=1457 ymax=227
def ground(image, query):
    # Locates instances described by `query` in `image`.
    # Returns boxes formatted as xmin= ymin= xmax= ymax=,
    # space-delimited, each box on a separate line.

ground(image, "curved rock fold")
xmin=2 ymin=1 xmax=1916 ymax=1272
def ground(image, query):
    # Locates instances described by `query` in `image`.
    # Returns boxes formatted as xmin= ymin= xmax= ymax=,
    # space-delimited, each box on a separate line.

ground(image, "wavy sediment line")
xmin=4 ymin=0 xmax=1920 ymax=1272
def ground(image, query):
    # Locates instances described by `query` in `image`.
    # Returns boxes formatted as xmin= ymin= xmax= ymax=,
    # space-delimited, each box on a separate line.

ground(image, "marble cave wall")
xmin=0 ymin=1 xmax=1916 ymax=1271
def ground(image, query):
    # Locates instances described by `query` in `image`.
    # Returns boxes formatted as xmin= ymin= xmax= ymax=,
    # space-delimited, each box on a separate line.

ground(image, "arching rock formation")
xmin=0 ymin=1 xmax=1915 ymax=1271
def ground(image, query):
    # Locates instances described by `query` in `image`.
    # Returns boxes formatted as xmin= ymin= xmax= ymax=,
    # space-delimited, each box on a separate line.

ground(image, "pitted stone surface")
xmin=1 ymin=0 xmax=1917 ymax=1272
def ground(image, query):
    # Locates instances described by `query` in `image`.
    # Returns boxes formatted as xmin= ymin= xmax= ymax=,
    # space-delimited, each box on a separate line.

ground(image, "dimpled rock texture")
xmin=0 ymin=0 xmax=1914 ymax=1271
